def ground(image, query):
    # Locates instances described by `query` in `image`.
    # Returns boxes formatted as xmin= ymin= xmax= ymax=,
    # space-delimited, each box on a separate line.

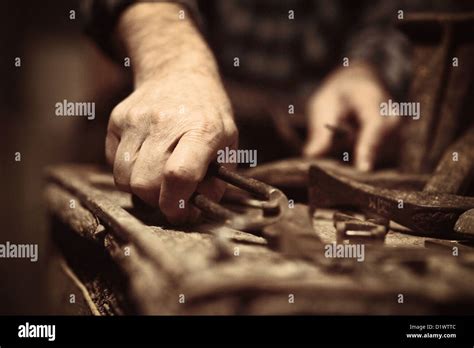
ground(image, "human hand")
xmin=304 ymin=63 xmax=400 ymax=171
xmin=106 ymin=71 xmax=238 ymax=224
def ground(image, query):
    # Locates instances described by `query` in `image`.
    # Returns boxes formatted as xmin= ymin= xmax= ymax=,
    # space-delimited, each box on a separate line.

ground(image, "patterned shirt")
xmin=82 ymin=0 xmax=412 ymax=98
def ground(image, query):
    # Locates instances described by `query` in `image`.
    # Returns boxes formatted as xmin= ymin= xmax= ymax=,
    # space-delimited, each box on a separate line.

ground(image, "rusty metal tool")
xmin=333 ymin=211 xmax=389 ymax=228
xmin=189 ymin=164 xmax=289 ymax=260
xmin=262 ymin=203 xmax=323 ymax=260
xmin=423 ymin=125 xmax=474 ymax=195
xmin=427 ymin=125 xmax=474 ymax=236
xmin=242 ymin=158 xmax=430 ymax=204
xmin=333 ymin=212 xmax=387 ymax=245
xmin=309 ymin=165 xmax=474 ymax=236
xmin=192 ymin=163 xmax=288 ymax=232
xmin=310 ymin=124 xmax=474 ymax=236
xmin=132 ymin=162 xmax=289 ymax=233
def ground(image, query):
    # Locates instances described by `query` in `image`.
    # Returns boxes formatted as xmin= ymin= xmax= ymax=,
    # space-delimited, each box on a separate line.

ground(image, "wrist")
xmin=135 ymin=52 xmax=220 ymax=87
xmin=117 ymin=3 xmax=218 ymax=87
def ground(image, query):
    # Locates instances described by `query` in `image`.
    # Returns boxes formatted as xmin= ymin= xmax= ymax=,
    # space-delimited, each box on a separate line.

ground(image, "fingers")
xmin=188 ymin=177 xmax=227 ymax=223
xmin=192 ymin=135 xmax=237 ymax=206
xmin=129 ymin=137 xmax=168 ymax=205
xmin=106 ymin=73 xmax=238 ymax=225
xmin=112 ymin=131 xmax=144 ymax=192
xmin=188 ymin=134 xmax=238 ymax=223
xmin=355 ymin=110 xmax=399 ymax=172
xmin=304 ymin=66 xmax=400 ymax=172
xmin=304 ymin=90 xmax=345 ymax=157
xmin=159 ymin=129 xmax=222 ymax=224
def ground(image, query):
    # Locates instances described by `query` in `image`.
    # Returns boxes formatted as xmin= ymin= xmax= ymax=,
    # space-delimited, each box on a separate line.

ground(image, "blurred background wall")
xmin=0 ymin=0 xmax=128 ymax=314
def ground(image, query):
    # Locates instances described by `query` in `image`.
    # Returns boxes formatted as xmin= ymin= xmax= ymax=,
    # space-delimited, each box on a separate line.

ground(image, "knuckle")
xmin=110 ymin=103 xmax=127 ymax=120
xmin=185 ymin=120 xmax=225 ymax=149
xmin=108 ymin=107 xmax=126 ymax=134
xmin=124 ymin=107 xmax=151 ymax=130
xmin=163 ymin=164 xmax=200 ymax=185
xmin=127 ymin=106 xmax=148 ymax=119
xmin=199 ymin=119 xmax=222 ymax=137
xmin=202 ymin=120 xmax=226 ymax=145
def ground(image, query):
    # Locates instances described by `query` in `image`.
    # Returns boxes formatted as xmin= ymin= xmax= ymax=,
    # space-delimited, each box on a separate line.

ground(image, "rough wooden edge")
xmin=59 ymin=258 xmax=101 ymax=316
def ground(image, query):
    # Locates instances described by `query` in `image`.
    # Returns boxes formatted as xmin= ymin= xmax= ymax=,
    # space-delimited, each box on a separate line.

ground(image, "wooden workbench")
xmin=44 ymin=164 xmax=474 ymax=315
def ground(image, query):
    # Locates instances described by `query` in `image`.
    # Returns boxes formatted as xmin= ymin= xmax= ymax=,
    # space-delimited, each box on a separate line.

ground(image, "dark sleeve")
xmin=345 ymin=1 xmax=412 ymax=100
xmin=81 ymin=0 xmax=201 ymax=60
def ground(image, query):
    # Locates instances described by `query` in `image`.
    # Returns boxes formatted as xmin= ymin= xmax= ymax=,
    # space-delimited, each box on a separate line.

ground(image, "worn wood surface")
xmin=45 ymin=164 xmax=474 ymax=315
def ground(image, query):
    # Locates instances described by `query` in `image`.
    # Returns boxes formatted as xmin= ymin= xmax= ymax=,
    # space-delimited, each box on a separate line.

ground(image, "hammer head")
xmin=309 ymin=165 xmax=474 ymax=237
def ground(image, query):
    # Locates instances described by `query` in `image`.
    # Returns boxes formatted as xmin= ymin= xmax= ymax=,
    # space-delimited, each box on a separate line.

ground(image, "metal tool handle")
xmin=192 ymin=163 xmax=288 ymax=231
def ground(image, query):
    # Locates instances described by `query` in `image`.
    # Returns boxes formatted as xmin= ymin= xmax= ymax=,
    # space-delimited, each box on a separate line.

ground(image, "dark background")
xmin=1 ymin=0 xmax=129 ymax=314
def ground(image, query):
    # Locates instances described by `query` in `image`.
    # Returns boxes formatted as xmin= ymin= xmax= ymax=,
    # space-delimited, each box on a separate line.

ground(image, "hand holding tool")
xmin=132 ymin=162 xmax=289 ymax=232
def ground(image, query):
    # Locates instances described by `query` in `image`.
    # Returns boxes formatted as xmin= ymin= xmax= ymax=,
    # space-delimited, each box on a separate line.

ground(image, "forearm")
xmin=117 ymin=2 xmax=219 ymax=86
